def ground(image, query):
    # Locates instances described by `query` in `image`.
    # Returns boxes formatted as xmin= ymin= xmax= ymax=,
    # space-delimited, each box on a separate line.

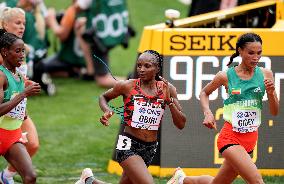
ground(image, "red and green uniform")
xmin=0 ymin=66 xmax=26 ymax=155
xmin=223 ymin=66 xmax=265 ymax=133
xmin=218 ymin=66 xmax=265 ymax=153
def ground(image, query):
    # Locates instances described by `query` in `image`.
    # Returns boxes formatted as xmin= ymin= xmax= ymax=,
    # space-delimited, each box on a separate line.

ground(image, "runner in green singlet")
xmin=167 ymin=33 xmax=279 ymax=184
xmin=0 ymin=29 xmax=40 ymax=184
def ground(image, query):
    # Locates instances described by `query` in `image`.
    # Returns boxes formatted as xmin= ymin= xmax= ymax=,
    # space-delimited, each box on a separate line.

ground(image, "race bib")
xmin=131 ymin=99 xmax=164 ymax=130
xmin=232 ymin=110 xmax=260 ymax=133
xmin=116 ymin=135 xmax=131 ymax=150
xmin=6 ymin=98 xmax=27 ymax=121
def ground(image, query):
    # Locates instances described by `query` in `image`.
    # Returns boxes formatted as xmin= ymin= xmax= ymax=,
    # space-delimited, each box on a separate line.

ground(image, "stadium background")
xmin=0 ymin=0 xmax=283 ymax=183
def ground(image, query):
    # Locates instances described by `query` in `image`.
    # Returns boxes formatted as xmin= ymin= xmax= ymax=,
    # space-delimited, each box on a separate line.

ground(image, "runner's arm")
xmin=262 ymin=68 xmax=279 ymax=116
xmin=168 ymin=83 xmax=186 ymax=129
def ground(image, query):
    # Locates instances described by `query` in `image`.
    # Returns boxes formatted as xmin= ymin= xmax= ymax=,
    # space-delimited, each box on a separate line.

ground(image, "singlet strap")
xmin=128 ymin=79 xmax=140 ymax=96
xmin=135 ymin=79 xmax=140 ymax=90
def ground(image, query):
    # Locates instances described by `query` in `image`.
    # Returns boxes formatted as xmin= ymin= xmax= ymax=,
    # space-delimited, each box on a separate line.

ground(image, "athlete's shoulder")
xmin=0 ymin=70 xmax=7 ymax=87
xmin=208 ymin=70 xmax=228 ymax=87
xmin=167 ymin=82 xmax=176 ymax=91
xmin=0 ymin=70 xmax=5 ymax=78
xmin=113 ymin=79 xmax=134 ymax=91
xmin=118 ymin=79 xmax=135 ymax=86
xmin=215 ymin=70 xmax=227 ymax=81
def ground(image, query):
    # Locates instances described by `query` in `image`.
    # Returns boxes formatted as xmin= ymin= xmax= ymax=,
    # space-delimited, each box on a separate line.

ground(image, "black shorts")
xmin=116 ymin=133 xmax=158 ymax=167
xmin=219 ymin=144 xmax=254 ymax=154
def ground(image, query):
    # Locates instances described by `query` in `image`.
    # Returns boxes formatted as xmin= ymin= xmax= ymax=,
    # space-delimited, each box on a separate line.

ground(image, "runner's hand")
xmin=100 ymin=111 xmax=114 ymax=126
xmin=264 ymin=78 xmax=275 ymax=95
xmin=24 ymin=77 xmax=34 ymax=87
xmin=24 ymin=82 xmax=41 ymax=97
xmin=203 ymin=111 xmax=217 ymax=130
xmin=159 ymin=76 xmax=171 ymax=101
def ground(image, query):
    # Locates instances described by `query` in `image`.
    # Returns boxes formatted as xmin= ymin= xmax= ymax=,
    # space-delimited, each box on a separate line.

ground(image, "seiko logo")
xmin=170 ymin=34 xmax=237 ymax=51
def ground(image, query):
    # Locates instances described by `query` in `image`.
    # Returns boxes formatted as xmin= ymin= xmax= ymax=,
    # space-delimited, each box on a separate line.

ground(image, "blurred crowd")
xmin=0 ymin=0 xmax=272 ymax=97
xmin=0 ymin=0 xmax=135 ymax=96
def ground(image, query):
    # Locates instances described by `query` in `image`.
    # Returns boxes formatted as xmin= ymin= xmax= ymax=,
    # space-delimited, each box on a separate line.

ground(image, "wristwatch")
xmin=165 ymin=97 xmax=174 ymax=105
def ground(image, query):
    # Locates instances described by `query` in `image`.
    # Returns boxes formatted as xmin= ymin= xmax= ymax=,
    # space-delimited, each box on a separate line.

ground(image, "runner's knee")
xmin=26 ymin=141 xmax=39 ymax=156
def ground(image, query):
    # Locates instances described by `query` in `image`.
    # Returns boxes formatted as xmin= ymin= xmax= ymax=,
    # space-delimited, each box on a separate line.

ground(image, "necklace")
xmin=237 ymin=65 xmax=253 ymax=73
xmin=2 ymin=65 xmax=20 ymax=80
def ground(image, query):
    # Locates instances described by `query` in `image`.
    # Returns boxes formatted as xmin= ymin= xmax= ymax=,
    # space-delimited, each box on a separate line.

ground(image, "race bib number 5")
xmin=116 ymin=135 xmax=131 ymax=150
xmin=232 ymin=109 xmax=260 ymax=133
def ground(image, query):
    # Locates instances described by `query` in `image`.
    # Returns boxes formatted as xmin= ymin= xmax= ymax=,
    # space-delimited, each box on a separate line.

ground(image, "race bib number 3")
xmin=116 ymin=135 xmax=131 ymax=150
xmin=232 ymin=110 xmax=260 ymax=133
xmin=131 ymin=99 xmax=164 ymax=130
xmin=6 ymin=98 xmax=27 ymax=121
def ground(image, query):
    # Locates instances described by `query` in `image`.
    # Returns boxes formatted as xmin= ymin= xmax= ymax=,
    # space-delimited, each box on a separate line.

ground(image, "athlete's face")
xmin=3 ymin=39 xmax=25 ymax=68
xmin=239 ymin=42 xmax=262 ymax=69
xmin=3 ymin=13 xmax=26 ymax=38
xmin=136 ymin=53 xmax=159 ymax=81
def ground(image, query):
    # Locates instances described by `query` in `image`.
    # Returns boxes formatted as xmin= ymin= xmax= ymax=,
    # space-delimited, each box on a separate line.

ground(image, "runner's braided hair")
xmin=143 ymin=49 xmax=163 ymax=69
xmin=143 ymin=50 xmax=163 ymax=80
xmin=227 ymin=33 xmax=262 ymax=66
xmin=0 ymin=29 xmax=20 ymax=50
